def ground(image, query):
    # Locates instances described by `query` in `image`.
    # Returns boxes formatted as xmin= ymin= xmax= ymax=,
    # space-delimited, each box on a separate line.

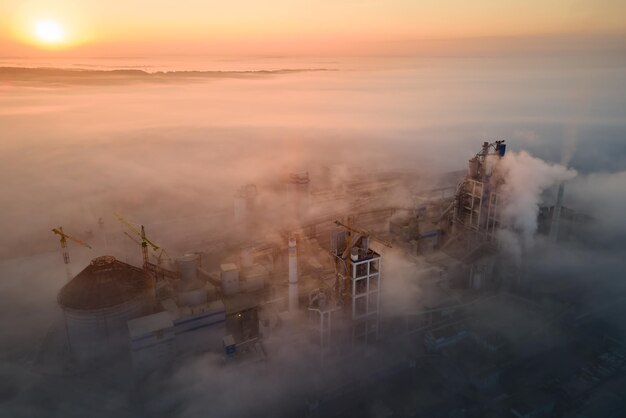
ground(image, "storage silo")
xmin=57 ymin=255 xmax=151 ymax=363
xmin=176 ymin=253 xmax=199 ymax=282
xmin=176 ymin=253 xmax=207 ymax=306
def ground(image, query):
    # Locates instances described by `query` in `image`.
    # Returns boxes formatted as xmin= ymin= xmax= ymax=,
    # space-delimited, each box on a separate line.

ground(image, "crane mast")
xmin=52 ymin=226 xmax=92 ymax=281
xmin=114 ymin=213 xmax=159 ymax=270
xmin=52 ymin=226 xmax=92 ymax=265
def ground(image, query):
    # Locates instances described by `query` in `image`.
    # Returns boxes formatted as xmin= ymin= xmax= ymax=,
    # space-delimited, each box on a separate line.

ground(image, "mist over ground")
xmin=1 ymin=51 xmax=625 ymax=417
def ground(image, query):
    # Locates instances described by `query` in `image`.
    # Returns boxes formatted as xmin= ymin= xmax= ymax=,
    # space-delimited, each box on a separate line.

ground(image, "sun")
xmin=34 ymin=20 xmax=64 ymax=44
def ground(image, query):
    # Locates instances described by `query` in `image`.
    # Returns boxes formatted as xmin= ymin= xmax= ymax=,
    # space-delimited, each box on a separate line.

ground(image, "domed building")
xmin=58 ymin=255 xmax=152 ymax=363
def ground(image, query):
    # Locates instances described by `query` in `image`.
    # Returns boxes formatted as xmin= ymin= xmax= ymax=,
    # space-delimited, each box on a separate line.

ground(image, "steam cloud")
xmin=497 ymin=151 xmax=577 ymax=260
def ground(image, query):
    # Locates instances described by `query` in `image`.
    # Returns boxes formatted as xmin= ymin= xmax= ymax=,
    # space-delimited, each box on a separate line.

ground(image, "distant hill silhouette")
xmin=0 ymin=66 xmax=332 ymax=86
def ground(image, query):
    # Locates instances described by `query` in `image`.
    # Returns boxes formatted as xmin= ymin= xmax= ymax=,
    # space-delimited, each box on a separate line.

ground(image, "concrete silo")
xmin=57 ymin=255 xmax=151 ymax=363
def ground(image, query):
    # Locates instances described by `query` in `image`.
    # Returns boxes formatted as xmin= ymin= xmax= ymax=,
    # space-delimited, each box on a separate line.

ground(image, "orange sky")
xmin=1 ymin=0 xmax=625 ymax=56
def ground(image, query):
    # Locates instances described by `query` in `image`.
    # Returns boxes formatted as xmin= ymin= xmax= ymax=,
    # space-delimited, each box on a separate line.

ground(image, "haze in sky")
xmin=2 ymin=0 xmax=626 ymax=56
xmin=1 ymin=55 xmax=626 ymax=416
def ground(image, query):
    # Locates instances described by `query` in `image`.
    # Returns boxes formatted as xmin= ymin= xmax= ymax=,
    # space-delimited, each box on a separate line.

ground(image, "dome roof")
xmin=58 ymin=256 xmax=150 ymax=310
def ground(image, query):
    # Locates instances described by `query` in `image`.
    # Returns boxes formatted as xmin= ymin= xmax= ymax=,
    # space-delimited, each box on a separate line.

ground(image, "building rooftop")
xmin=127 ymin=311 xmax=173 ymax=339
xmin=223 ymin=294 xmax=257 ymax=314
xmin=220 ymin=263 xmax=238 ymax=272
xmin=57 ymin=255 xmax=150 ymax=310
xmin=161 ymin=298 xmax=225 ymax=320
xmin=160 ymin=298 xmax=180 ymax=320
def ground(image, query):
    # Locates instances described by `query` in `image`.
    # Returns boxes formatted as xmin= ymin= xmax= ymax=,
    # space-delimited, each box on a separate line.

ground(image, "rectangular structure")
xmin=128 ymin=311 xmax=176 ymax=372
xmin=348 ymin=251 xmax=381 ymax=345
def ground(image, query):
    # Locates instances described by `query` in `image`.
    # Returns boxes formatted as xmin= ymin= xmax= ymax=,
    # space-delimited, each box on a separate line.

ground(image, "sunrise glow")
xmin=0 ymin=0 xmax=625 ymax=56
xmin=34 ymin=19 xmax=64 ymax=45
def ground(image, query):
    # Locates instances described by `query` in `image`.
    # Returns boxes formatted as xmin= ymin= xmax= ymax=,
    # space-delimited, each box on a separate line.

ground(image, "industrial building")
xmin=55 ymin=140 xmax=515 ymax=368
xmin=45 ymin=139 xmax=618 ymax=417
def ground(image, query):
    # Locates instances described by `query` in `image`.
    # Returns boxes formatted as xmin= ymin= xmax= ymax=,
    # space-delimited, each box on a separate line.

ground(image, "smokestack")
xmin=234 ymin=184 xmax=258 ymax=234
xmin=549 ymin=182 xmax=565 ymax=242
xmin=176 ymin=253 xmax=199 ymax=282
xmin=288 ymin=171 xmax=310 ymax=222
xmin=288 ymin=236 xmax=298 ymax=313
xmin=234 ymin=187 xmax=247 ymax=234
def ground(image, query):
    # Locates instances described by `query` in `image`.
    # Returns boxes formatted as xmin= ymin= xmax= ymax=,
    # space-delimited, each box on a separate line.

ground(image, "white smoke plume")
xmin=568 ymin=170 xmax=626 ymax=238
xmin=496 ymin=151 xmax=577 ymax=259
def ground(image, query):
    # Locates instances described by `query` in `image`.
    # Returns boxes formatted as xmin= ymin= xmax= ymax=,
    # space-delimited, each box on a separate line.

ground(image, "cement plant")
xmin=13 ymin=138 xmax=620 ymax=418
xmin=3 ymin=0 xmax=626 ymax=415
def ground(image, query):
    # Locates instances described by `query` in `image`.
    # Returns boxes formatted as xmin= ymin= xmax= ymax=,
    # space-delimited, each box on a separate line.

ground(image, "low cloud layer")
xmin=0 ymin=54 xmax=625 ymax=417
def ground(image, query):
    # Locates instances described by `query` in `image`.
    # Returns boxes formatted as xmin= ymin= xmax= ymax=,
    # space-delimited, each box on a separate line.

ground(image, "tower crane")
xmin=52 ymin=226 xmax=92 ymax=265
xmin=151 ymin=247 xmax=172 ymax=267
xmin=149 ymin=247 xmax=179 ymax=281
xmin=114 ymin=213 xmax=159 ymax=269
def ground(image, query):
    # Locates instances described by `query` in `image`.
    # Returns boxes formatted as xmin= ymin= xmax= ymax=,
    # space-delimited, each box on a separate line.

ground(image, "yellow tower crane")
xmin=150 ymin=247 xmax=180 ymax=281
xmin=114 ymin=213 xmax=159 ymax=269
xmin=52 ymin=226 xmax=92 ymax=265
